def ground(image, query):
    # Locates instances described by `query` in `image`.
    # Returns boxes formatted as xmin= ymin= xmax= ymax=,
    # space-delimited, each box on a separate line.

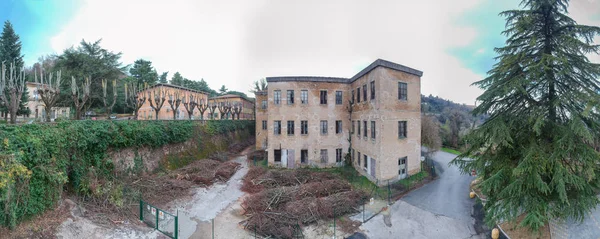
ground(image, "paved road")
xmin=551 ymin=196 xmax=600 ymax=239
xmin=402 ymin=151 xmax=476 ymax=223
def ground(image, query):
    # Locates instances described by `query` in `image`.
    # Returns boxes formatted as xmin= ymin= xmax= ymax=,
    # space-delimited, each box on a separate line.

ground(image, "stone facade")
xmin=256 ymin=59 xmax=422 ymax=184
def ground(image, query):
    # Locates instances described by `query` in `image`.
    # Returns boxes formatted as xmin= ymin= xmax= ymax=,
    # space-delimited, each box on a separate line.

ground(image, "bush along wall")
xmin=0 ymin=120 xmax=254 ymax=229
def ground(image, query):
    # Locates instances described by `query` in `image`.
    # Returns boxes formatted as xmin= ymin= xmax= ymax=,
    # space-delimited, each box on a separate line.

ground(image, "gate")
xmin=140 ymin=199 xmax=179 ymax=239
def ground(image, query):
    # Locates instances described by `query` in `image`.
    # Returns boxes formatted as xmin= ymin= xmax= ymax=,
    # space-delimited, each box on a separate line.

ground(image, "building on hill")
xmin=137 ymin=83 xmax=209 ymax=120
xmin=10 ymin=82 xmax=70 ymax=121
xmin=208 ymin=94 xmax=255 ymax=120
xmin=255 ymin=59 xmax=422 ymax=184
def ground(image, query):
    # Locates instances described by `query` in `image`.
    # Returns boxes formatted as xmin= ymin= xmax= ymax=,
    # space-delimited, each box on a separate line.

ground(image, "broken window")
xmin=335 ymin=91 xmax=342 ymax=105
xmin=287 ymin=121 xmax=294 ymax=135
xmin=301 ymin=150 xmax=308 ymax=164
xmin=398 ymin=82 xmax=407 ymax=100
xmin=320 ymin=149 xmax=328 ymax=164
xmin=301 ymin=90 xmax=308 ymax=104
xmin=274 ymin=120 xmax=281 ymax=135
xmin=320 ymin=90 xmax=328 ymax=104
xmin=287 ymin=90 xmax=294 ymax=105
xmin=274 ymin=90 xmax=281 ymax=105
xmin=336 ymin=120 xmax=342 ymax=134
xmin=274 ymin=149 xmax=281 ymax=162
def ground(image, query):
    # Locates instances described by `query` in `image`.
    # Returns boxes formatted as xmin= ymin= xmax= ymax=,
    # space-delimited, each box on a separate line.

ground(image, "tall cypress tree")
xmin=0 ymin=20 xmax=28 ymax=120
xmin=451 ymin=0 xmax=600 ymax=231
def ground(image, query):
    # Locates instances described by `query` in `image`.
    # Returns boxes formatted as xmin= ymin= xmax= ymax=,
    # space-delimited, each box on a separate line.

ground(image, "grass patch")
xmin=441 ymin=147 xmax=462 ymax=155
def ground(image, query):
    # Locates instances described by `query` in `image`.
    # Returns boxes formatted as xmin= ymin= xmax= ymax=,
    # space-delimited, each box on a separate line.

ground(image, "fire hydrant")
xmin=469 ymin=192 xmax=476 ymax=199
xmin=491 ymin=228 xmax=499 ymax=239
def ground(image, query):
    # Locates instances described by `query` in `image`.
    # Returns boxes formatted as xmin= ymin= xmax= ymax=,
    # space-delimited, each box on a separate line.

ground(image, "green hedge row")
xmin=0 ymin=120 xmax=254 ymax=228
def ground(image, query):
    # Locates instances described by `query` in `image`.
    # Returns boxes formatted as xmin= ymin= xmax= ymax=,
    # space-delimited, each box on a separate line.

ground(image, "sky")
xmin=1 ymin=0 xmax=599 ymax=104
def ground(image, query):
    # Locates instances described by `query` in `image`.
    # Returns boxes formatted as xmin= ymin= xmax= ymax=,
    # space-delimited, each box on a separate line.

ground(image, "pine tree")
xmin=159 ymin=71 xmax=168 ymax=84
xmin=219 ymin=85 xmax=228 ymax=95
xmin=451 ymin=0 xmax=600 ymax=231
xmin=129 ymin=59 xmax=158 ymax=85
xmin=0 ymin=21 xmax=24 ymax=68
xmin=170 ymin=72 xmax=184 ymax=86
xmin=16 ymin=84 xmax=30 ymax=117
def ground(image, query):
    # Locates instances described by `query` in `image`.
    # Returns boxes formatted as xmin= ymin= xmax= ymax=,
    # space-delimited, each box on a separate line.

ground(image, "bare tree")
xmin=125 ymin=83 xmax=146 ymax=120
xmin=217 ymin=101 xmax=232 ymax=120
xmin=34 ymin=66 xmax=61 ymax=122
xmin=148 ymin=87 xmax=166 ymax=120
xmin=421 ymin=114 xmax=442 ymax=156
xmin=71 ymin=76 xmax=91 ymax=120
xmin=250 ymin=78 xmax=268 ymax=93
xmin=182 ymin=93 xmax=198 ymax=120
xmin=167 ymin=90 xmax=182 ymax=120
xmin=0 ymin=62 xmax=25 ymax=124
xmin=208 ymin=100 xmax=217 ymax=120
xmin=197 ymin=98 xmax=208 ymax=120
xmin=102 ymin=79 xmax=117 ymax=119
xmin=232 ymin=102 xmax=242 ymax=120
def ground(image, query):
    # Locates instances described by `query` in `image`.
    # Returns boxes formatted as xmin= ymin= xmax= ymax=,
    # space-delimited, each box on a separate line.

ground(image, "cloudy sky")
xmin=1 ymin=0 xmax=599 ymax=104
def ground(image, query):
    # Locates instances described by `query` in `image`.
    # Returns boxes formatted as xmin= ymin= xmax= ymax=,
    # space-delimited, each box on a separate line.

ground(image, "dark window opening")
xmin=398 ymin=121 xmax=407 ymax=138
xmin=398 ymin=82 xmax=407 ymax=100
xmin=320 ymin=90 xmax=328 ymax=104
xmin=262 ymin=120 xmax=267 ymax=130
xmin=335 ymin=91 xmax=343 ymax=105
xmin=362 ymin=84 xmax=367 ymax=102
xmin=274 ymin=120 xmax=281 ymax=135
xmin=371 ymin=121 xmax=375 ymax=139
xmin=287 ymin=90 xmax=294 ymax=104
xmin=370 ymin=81 xmax=375 ymax=100
xmin=301 ymin=120 xmax=308 ymax=135
xmin=274 ymin=149 xmax=282 ymax=162
xmin=336 ymin=148 xmax=342 ymax=163
xmin=336 ymin=120 xmax=342 ymax=134
xmin=301 ymin=150 xmax=308 ymax=164
xmin=287 ymin=121 xmax=294 ymax=135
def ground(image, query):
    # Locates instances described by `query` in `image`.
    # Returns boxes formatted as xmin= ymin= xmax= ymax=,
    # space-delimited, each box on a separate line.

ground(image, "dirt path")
xmin=56 ymin=147 xmax=254 ymax=239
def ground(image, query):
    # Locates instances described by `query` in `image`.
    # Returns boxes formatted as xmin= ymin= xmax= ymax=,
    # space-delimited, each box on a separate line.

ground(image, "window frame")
xmin=335 ymin=91 xmax=343 ymax=105
xmin=301 ymin=120 xmax=308 ymax=135
xmin=320 ymin=90 xmax=328 ymax=105
xmin=274 ymin=149 xmax=282 ymax=162
xmin=335 ymin=120 xmax=342 ymax=134
xmin=356 ymin=87 xmax=361 ymax=103
xmin=363 ymin=154 xmax=368 ymax=168
xmin=357 ymin=120 xmax=361 ymax=137
xmin=261 ymin=100 xmax=267 ymax=109
xmin=320 ymin=120 xmax=328 ymax=135
xmin=287 ymin=90 xmax=294 ymax=105
xmin=398 ymin=121 xmax=407 ymax=138
xmin=274 ymin=120 xmax=281 ymax=135
xmin=301 ymin=90 xmax=308 ymax=104
xmin=362 ymin=84 xmax=367 ymax=102
xmin=320 ymin=149 xmax=328 ymax=164
xmin=287 ymin=120 xmax=295 ymax=135
xmin=370 ymin=81 xmax=375 ymax=100
xmin=351 ymin=90 xmax=355 ymax=104
xmin=363 ymin=121 xmax=367 ymax=139
xmin=358 ymin=152 xmax=361 ymax=166
xmin=371 ymin=121 xmax=376 ymax=139
xmin=398 ymin=82 xmax=408 ymax=101
xmin=301 ymin=149 xmax=308 ymax=164
xmin=274 ymin=90 xmax=281 ymax=105
xmin=336 ymin=148 xmax=343 ymax=163
xmin=262 ymin=120 xmax=267 ymax=130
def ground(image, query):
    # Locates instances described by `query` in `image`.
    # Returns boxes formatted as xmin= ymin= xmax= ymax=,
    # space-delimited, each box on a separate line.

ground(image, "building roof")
xmin=210 ymin=94 xmax=255 ymax=102
xmin=264 ymin=59 xmax=422 ymax=85
xmin=144 ymin=83 xmax=209 ymax=95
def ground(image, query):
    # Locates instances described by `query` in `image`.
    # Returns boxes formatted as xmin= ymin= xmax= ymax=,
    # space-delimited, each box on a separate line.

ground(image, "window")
xmin=262 ymin=120 xmax=267 ymax=130
xmin=274 ymin=90 xmax=281 ymax=105
xmin=362 ymin=84 xmax=367 ymax=102
xmin=335 ymin=91 xmax=342 ymax=105
xmin=358 ymin=152 xmax=361 ymax=166
xmin=301 ymin=150 xmax=308 ymax=164
xmin=399 ymin=157 xmax=407 ymax=175
xmin=351 ymin=90 xmax=355 ymax=104
xmin=363 ymin=154 xmax=367 ymax=168
xmin=287 ymin=90 xmax=294 ymax=105
xmin=363 ymin=121 xmax=367 ymax=139
xmin=398 ymin=82 xmax=407 ymax=100
xmin=320 ymin=149 xmax=328 ymax=164
xmin=320 ymin=90 xmax=328 ymax=104
xmin=352 ymin=149 xmax=355 ymax=163
xmin=370 ymin=81 xmax=375 ymax=100
xmin=398 ymin=121 xmax=407 ymax=138
xmin=274 ymin=149 xmax=281 ymax=162
xmin=301 ymin=120 xmax=308 ymax=135
xmin=261 ymin=100 xmax=267 ymax=109
xmin=336 ymin=120 xmax=342 ymax=134
xmin=356 ymin=87 xmax=361 ymax=103
xmin=357 ymin=120 xmax=361 ymax=137
xmin=320 ymin=120 xmax=328 ymax=134
xmin=352 ymin=121 xmax=355 ymax=134
xmin=274 ymin=120 xmax=281 ymax=135
xmin=301 ymin=90 xmax=308 ymax=104
xmin=287 ymin=121 xmax=295 ymax=135
xmin=371 ymin=121 xmax=376 ymax=139
xmin=336 ymin=148 xmax=343 ymax=163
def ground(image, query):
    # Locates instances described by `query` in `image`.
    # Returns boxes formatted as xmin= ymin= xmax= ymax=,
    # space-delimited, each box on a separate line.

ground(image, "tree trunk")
xmin=155 ymin=111 xmax=159 ymax=120
xmin=172 ymin=110 xmax=177 ymax=120
xmin=44 ymin=105 xmax=52 ymax=122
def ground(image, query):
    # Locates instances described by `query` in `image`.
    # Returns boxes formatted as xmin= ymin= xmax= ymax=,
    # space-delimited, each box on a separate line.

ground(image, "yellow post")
xmin=491 ymin=228 xmax=499 ymax=239
xmin=469 ymin=192 xmax=476 ymax=198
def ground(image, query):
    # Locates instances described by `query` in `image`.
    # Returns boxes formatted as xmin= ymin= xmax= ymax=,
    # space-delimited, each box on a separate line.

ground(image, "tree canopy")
xmin=129 ymin=59 xmax=158 ymax=85
xmin=451 ymin=0 xmax=600 ymax=231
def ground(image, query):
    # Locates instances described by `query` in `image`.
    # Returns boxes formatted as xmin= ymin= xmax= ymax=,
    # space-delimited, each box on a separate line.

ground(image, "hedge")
xmin=0 ymin=120 xmax=254 ymax=228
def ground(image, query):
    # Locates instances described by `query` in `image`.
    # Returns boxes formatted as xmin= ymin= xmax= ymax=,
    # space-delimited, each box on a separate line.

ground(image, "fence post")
xmin=155 ymin=208 xmax=159 ymax=230
xmin=175 ymin=210 xmax=179 ymax=239
xmin=139 ymin=199 xmax=143 ymax=221
xmin=212 ymin=218 xmax=214 ymax=239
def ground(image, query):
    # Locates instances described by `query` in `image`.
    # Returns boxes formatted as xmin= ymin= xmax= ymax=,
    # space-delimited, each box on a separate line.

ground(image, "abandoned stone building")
xmin=255 ymin=59 xmax=422 ymax=183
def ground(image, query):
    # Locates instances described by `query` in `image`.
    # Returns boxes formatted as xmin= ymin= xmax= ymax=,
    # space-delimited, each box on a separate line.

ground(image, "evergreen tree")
xmin=0 ymin=21 xmax=24 ymax=68
xmin=451 ymin=0 xmax=600 ymax=231
xmin=159 ymin=71 xmax=168 ymax=84
xmin=16 ymin=85 xmax=30 ymax=116
xmin=170 ymin=72 xmax=184 ymax=86
xmin=219 ymin=85 xmax=228 ymax=95
xmin=129 ymin=59 xmax=158 ymax=85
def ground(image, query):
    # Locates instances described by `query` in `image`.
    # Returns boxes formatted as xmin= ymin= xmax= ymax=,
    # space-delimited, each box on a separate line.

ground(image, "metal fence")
xmin=140 ymin=199 xmax=179 ymax=239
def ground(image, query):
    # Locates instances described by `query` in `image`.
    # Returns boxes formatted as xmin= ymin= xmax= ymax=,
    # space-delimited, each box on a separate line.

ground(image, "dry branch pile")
xmin=241 ymin=168 xmax=367 ymax=238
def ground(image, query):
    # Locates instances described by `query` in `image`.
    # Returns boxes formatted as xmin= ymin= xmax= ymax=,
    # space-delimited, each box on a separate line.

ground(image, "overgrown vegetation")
xmin=0 ymin=120 xmax=254 ymax=229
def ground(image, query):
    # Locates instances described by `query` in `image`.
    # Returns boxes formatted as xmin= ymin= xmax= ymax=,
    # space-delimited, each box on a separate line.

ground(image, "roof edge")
xmin=349 ymin=59 xmax=423 ymax=83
